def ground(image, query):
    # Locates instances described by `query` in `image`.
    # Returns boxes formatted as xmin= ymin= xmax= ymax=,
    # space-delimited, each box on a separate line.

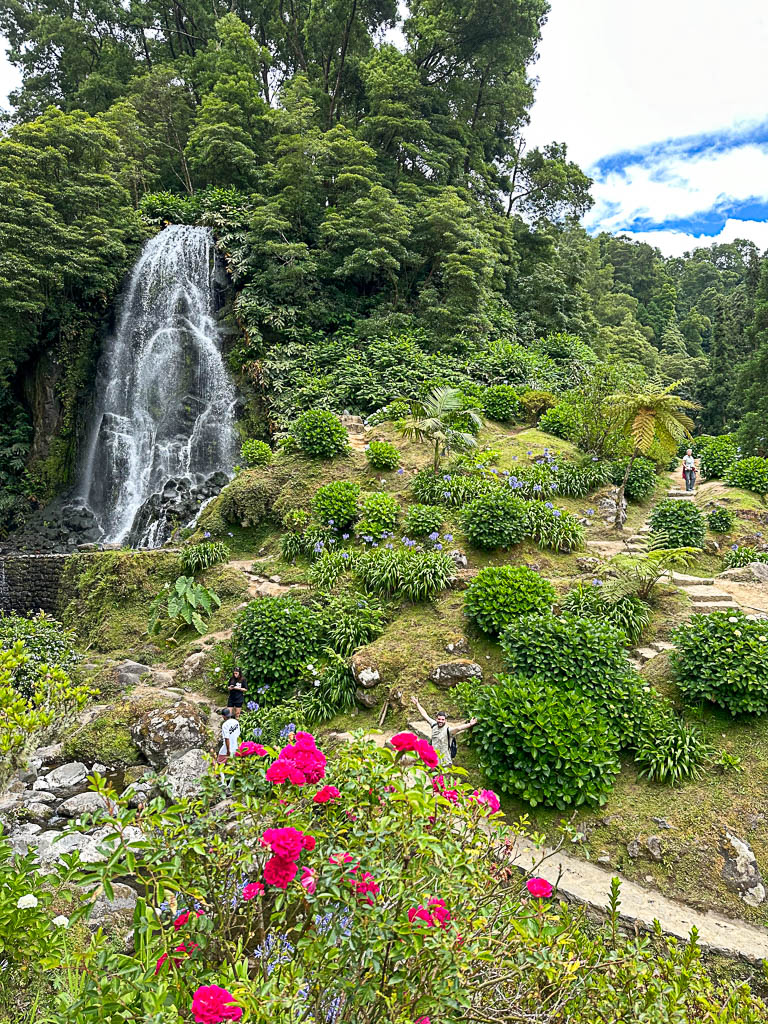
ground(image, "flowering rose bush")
xmin=6 ymin=735 xmax=768 ymax=1023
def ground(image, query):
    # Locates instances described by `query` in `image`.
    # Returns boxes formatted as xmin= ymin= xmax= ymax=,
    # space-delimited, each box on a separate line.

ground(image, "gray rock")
xmin=445 ymin=638 xmax=470 ymax=655
xmin=720 ymin=831 xmax=766 ymax=907
xmin=645 ymin=836 xmax=663 ymax=862
xmin=350 ymin=652 xmax=381 ymax=690
xmin=429 ymin=660 xmax=483 ymax=689
xmin=114 ymin=660 xmax=151 ymax=688
xmin=130 ymin=701 xmax=210 ymax=768
xmin=449 ymin=549 xmax=468 ymax=569
xmin=25 ymin=789 xmax=57 ymax=804
xmin=59 ymin=791 xmax=114 ymax=818
xmin=626 ymin=839 xmax=640 ymax=859
xmin=718 ymin=562 xmax=768 ymax=584
xmin=92 ymin=763 xmax=107 ymax=774
xmin=597 ymin=854 xmax=611 ymax=866
xmin=651 ymin=816 xmax=672 ymax=830
xmin=355 ymin=687 xmax=379 ymax=709
xmin=22 ymin=802 xmax=55 ymax=825
xmin=164 ymin=748 xmax=209 ymax=800
xmin=180 ymin=651 xmax=208 ymax=683
xmin=87 ymin=882 xmax=138 ymax=930
xmin=36 ymin=761 xmax=88 ymax=797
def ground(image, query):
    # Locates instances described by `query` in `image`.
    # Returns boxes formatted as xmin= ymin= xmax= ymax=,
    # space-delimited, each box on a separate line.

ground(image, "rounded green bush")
xmin=724 ymin=545 xmax=768 ymax=568
xmin=365 ymin=440 xmax=400 ymax=471
xmin=403 ymin=503 xmax=445 ymax=537
xmin=649 ymin=499 xmax=705 ymax=548
xmin=468 ymin=675 xmax=621 ymax=808
xmin=482 ymin=384 xmax=521 ymax=422
xmin=311 ymin=480 xmax=360 ymax=530
xmin=524 ymin=502 xmax=585 ymax=553
xmin=707 ymin=506 xmax=735 ymax=533
xmin=699 ymin=434 xmax=738 ymax=479
xmin=240 ymin=438 xmax=273 ymax=467
xmin=356 ymin=492 xmax=400 ymax=540
xmin=519 ymin=389 xmax=557 ymax=422
xmin=462 ymin=489 xmax=528 ymax=549
xmin=538 ymin=402 xmax=580 ymax=441
xmin=500 ymin=612 xmax=632 ymax=712
xmin=561 ymin=582 xmax=651 ymax=645
xmin=671 ymin=610 xmax=768 ymax=715
xmin=608 ymin=456 xmax=657 ymax=502
xmin=233 ymin=596 xmax=323 ymax=707
xmin=726 ymin=456 xmax=768 ymax=495
xmin=291 ymin=410 xmax=350 ymax=458
xmin=465 ymin=566 xmax=556 ymax=637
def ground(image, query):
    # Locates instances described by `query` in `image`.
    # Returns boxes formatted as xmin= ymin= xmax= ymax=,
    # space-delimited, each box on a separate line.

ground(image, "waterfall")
xmin=78 ymin=225 xmax=237 ymax=547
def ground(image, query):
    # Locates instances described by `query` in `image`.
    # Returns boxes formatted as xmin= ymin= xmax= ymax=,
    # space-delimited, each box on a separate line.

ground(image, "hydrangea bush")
xmin=462 ymin=490 xmax=529 ymax=549
xmin=707 ymin=506 xmax=735 ymax=533
xmin=240 ymin=439 xmax=273 ymax=467
xmin=311 ymin=480 xmax=361 ymax=530
xmin=649 ymin=499 xmax=706 ymax=549
xmin=365 ymin=440 xmax=400 ymax=470
xmin=699 ymin=434 xmax=739 ymax=479
xmin=726 ymin=456 xmax=768 ymax=494
xmin=291 ymin=410 xmax=350 ymax=458
xmin=464 ymin=566 xmax=556 ymax=637
xmin=0 ymin=612 xmax=79 ymax=697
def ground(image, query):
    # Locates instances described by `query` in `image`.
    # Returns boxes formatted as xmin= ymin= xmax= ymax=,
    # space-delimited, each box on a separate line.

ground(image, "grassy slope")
xmin=72 ymin=424 xmax=768 ymax=925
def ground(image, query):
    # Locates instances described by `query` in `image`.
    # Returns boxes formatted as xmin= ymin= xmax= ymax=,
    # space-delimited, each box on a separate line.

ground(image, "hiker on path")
xmin=227 ymin=667 xmax=247 ymax=719
xmin=682 ymin=448 xmax=697 ymax=492
xmin=217 ymin=707 xmax=241 ymax=763
xmin=410 ymin=696 xmax=477 ymax=765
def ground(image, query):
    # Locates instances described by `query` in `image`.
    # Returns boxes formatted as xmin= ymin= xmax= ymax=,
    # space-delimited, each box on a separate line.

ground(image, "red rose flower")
xmin=414 ymin=739 xmax=439 ymax=768
xmin=155 ymin=941 xmax=197 ymax=973
xmin=390 ymin=732 xmax=418 ymax=752
xmin=235 ymin=741 xmax=268 ymax=758
xmin=242 ymin=882 xmax=264 ymax=901
xmin=173 ymin=909 xmax=203 ymax=931
xmin=526 ymin=877 xmax=553 ymax=899
xmin=262 ymin=826 xmax=307 ymax=860
xmin=313 ymin=785 xmax=341 ymax=803
xmin=264 ymin=855 xmax=299 ymax=889
xmin=472 ymin=789 xmax=501 ymax=814
xmin=191 ymin=984 xmax=243 ymax=1023
xmin=408 ymin=898 xmax=450 ymax=928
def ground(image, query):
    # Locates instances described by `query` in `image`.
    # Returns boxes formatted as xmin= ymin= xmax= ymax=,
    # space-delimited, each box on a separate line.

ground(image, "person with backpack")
xmin=410 ymin=696 xmax=477 ymax=765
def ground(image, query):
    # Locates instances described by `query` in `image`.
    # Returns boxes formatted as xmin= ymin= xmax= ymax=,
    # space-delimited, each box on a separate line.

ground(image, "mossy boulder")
xmin=62 ymin=701 xmax=144 ymax=768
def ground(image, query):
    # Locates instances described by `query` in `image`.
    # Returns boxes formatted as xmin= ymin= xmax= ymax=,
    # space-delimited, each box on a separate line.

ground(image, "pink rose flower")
xmin=173 ymin=909 xmax=203 ymax=931
xmin=300 ymin=866 xmax=317 ymax=895
xmin=526 ymin=877 xmax=553 ymax=899
xmin=155 ymin=941 xmax=197 ymax=973
xmin=313 ymin=785 xmax=341 ymax=803
xmin=261 ymin=826 xmax=312 ymax=861
xmin=234 ymin=741 xmax=267 ymax=758
xmin=242 ymin=882 xmax=264 ymax=901
xmin=390 ymin=732 xmax=418 ymax=752
xmin=191 ymin=984 xmax=243 ymax=1023
xmin=415 ymin=1018 xmax=431 ymax=1024
xmin=472 ymin=789 xmax=501 ymax=814
xmin=264 ymin=855 xmax=299 ymax=889
xmin=408 ymin=898 xmax=450 ymax=928
xmin=415 ymin=739 xmax=439 ymax=768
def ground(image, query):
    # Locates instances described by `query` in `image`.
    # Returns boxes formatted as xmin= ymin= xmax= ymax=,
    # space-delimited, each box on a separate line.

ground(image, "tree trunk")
xmin=433 ymin=438 xmax=441 ymax=474
xmin=614 ymin=450 xmax=637 ymax=529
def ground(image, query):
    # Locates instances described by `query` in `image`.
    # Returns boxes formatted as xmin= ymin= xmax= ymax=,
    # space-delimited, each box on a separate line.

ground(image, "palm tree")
xmin=606 ymin=379 xmax=698 ymax=529
xmin=400 ymin=386 xmax=484 ymax=473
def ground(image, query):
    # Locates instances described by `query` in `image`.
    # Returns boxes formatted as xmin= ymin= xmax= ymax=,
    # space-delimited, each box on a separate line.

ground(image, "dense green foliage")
xmin=649 ymin=499 xmax=706 ymax=548
xmin=608 ymin=456 xmax=658 ymax=501
xmin=291 ymin=410 xmax=350 ymax=459
xmin=403 ymin=503 xmax=445 ymax=537
xmin=233 ymin=596 xmax=323 ymax=707
xmin=482 ymin=384 xmax=521 ymax=422
xmin=672 ymin=611 xmax=768 ymax=716
xmin=699 ymin=434 xmax=738 ymax=478
xmin=632 ymin=712 xmax=710 ymax=785
xmin=538 ymin=401 xmax=580 ymax=440
xmin=467 ymin=674 xmax=621 ymax=808
xmin=178 ymin=540 xmax=230 ymax=574
xmin=311 ymin=480 xmax=360 ymax=530
xmin=0 ymin=612 xmax=79 ymax=697
xmin=707 ymin=506 xmax=735 ymax=533
xmin=365 ymin=440 xmax=400 ymax=471
xmin=354 ymin=547 xmax=454 ymax=601
xmin=462 ymin=489 xmax=529 ymax=549
xmin=356 ymin=492 xmax=400 ymax=540
xmin=464 ymin=565 xmax=556 ymax=637
xmin=240 ymin=438 xmax=273 ymax=466
xmin=724 ymin=545 xmax=768 ymax=568
xmin=147 ymin=575 xmax=222 ymax=636
xmin=725 ymin=456 xmax=768 ymax=494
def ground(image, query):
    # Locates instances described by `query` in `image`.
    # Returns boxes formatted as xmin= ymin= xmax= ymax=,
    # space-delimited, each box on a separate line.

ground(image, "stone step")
xmin=667 ymin=492 xmax=695 ymax=499
xmin=628 ymin=658 xmax=643 ymax=672
xmin=690 ymin=600 xmax=741 ymax=613
xmin=650 ymin=640 xmax=675 ymax=654
xmin=669 ymin=572 xmax=715 ymax=586
xmin=638 ymin=525 xmax=652 ymax=534
xmin=633 ymin=647 xmax=659 ymax=664
xmin=686 ymin=586 xmax=732 ymax=602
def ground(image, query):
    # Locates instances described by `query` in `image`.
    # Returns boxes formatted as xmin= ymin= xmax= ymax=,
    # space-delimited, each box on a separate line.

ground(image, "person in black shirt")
xmin=227 ymin=667 xmax=247 ymax=719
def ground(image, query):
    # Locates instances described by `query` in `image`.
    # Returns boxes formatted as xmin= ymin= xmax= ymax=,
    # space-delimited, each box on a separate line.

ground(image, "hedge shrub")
xmin=365 ymin=440 xmax=400 ymax=470
xmin=482 ymin=384 xmax=521 ymax=422
xmin=538 ymin=402 xmax=580 ymax=441
xmin=707 ymin=506 xmax=735 ymax=533
xmin=292 ymin=410 xmax=350 ymax=458
xmin=240 ymin=438 xmax=273 ymax=467
xmin=608 ymin=457 xmax=657 ymax=502
xmin=519 ymin=390 xmax=557 ymax=421
xmin=233 ymin=596 xmax=323 ymax=707
xmin=699 ymin=434 xmax=739 ymax=479
xmin=726 ymin=457 xmax=768 ymax=494
xmin=671 ymin=610 xmax=768 ymax=715
xmin=403 ymin=503 xmax=445 ymax=537
xmin=462 ymin=489 xmax=529 ymax=550
xmin=649 ymin=499 xmax=706 ymax=548
xmin=467 ymin=674 xmax=621 ymax=809
xmin=311 ymin=480 xmax=360 ymax=530
xmin=465 ymin=566 xmax=556 ymax=637
xmin=500 ymin=612 xmax=633 ymax=713
xmin=356 ymin=492 xmax=400 ymax=540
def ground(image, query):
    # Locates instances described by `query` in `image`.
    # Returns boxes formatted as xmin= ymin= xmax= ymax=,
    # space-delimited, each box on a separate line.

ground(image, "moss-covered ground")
xmin=59 ymin=422 xmax=768 ymax=927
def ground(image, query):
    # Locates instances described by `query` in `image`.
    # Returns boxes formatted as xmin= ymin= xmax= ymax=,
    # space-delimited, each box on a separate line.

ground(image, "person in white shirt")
xmin=218 ymin=707 xmax=241 ymax=763
xmin=682 ymin=448 xmax=697 ymax=492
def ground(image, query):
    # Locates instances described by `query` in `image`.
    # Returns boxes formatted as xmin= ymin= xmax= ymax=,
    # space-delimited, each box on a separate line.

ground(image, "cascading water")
xmin=78 ymin=225 xmax=237 ymax=547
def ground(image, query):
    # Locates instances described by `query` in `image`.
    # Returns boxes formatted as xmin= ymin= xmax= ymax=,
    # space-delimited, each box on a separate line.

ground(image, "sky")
xmin=526 ymin=0 xmax=768 ymax=255
xmin=3 ymin=1 xmax=768 ymax=257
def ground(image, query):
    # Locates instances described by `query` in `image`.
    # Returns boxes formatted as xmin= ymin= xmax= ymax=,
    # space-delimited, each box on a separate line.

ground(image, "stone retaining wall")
xmin=0 ymin=554 xmax=71 ymax=614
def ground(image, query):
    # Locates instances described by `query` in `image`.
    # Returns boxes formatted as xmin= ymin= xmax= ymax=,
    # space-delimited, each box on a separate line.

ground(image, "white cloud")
xmin=622 ymin=218 xmax=768 ymax=258
xmin=0 ymin=43 xmax=20 ymax=109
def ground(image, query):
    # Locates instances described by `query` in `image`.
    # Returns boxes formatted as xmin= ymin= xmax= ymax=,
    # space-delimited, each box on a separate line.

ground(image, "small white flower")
xmin=734 ymin=630 xmax=742 ymax=638
xmin=214 ymin=667 xmax=221 ymax=673
xmin=16 ymin=894 xmax=38 ymax=909
xmin=52 ymin=915 xmax=69 ymax=928
xmin=729 ymin=616 xmax=738 ymax=623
